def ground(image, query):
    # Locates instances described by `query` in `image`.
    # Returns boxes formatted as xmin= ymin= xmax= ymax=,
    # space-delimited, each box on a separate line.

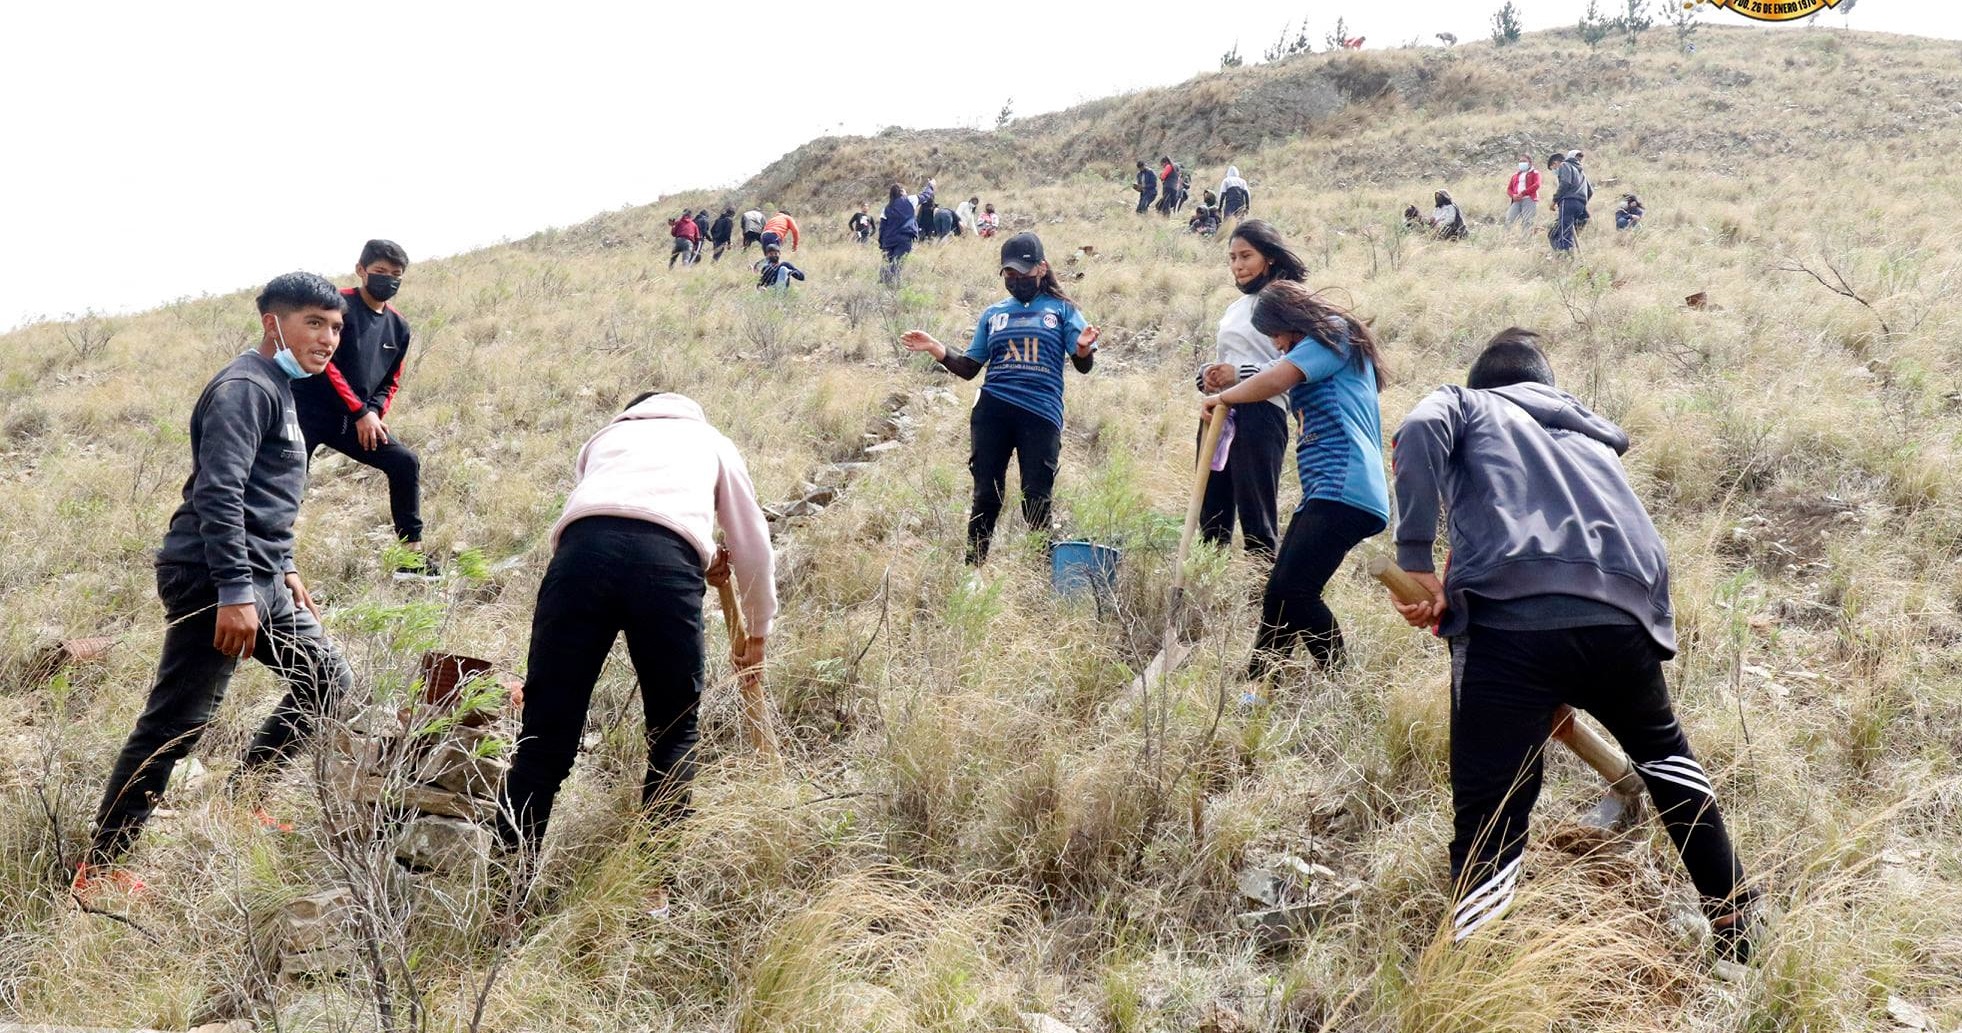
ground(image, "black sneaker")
xmin=391 ymin=554 xmax=443 ymax=582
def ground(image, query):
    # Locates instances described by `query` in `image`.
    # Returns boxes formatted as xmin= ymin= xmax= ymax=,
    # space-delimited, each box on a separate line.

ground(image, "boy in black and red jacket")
xmin=292 ymin=239 xmax=438 ymax=579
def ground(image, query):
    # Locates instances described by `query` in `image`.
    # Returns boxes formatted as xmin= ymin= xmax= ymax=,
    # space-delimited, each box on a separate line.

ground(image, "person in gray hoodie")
xmin=1386 ymin=328 xmax=1756 ymax=970
xmin=1549 ymin=149 xmax=1592 ymax=253
xmin=81 ymin=272 xmax=355 ymax=886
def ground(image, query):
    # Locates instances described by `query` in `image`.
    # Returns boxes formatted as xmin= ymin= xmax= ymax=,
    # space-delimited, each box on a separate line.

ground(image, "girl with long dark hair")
xmin=1195 ymin=219 xmax=1308 ymax=558
xmin=1200 ymin=280 xmax=1388 ymax=679
xmin=902 ymin=232 xmax=1102 ymax=564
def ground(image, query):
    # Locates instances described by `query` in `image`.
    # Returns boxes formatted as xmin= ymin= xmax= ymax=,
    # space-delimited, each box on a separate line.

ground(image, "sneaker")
xmin=391 ymin=554 xmax=443 ymax=582
xmin=72 ymin=862 xmax=147 ymax=900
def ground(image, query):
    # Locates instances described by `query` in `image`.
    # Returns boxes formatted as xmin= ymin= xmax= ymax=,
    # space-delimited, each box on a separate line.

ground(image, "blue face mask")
xmin=269 ymin=320 xmax=313 ymax=379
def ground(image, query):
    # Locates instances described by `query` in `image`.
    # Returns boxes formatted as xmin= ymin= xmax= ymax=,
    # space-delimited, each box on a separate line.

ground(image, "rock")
xmin=402 ymin=783 xmax=495 ymax=821
xmin=1236 ymin=867 xmax=1285 ymax=907
xmin=779 ymin=498 xmax=826 ymax=519
xmin=810 ymin=461 xmax=869 ymax=487
xmin=864 ymin=440 xmax=902 ymax=455
xmin=417 ymin=740 xmax=509 ymax=797
xmin=395 ymin=815 xmax=492 ymax=872
xmin=279 ymin=888 xmax=353 ymax=959
xmin=168 ymin=756 xmax=208 ymax=793
xmin=1885 ymin=996 xmax=1930 ymax=1030
xmin=1237 ymin=902 xmax=1334 ymax=953
xmin=280 ymin=944 xmax=359 ymax=982
xmin=1018 ymin=1013 xmax=1080 ymax=1033
xmin=798 ymin=484 xmax=840 ymax=507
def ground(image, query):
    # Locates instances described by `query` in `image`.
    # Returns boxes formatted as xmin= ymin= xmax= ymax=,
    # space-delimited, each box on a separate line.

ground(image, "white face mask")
xmin=1519 ymin=162 xmax=1531 ymax=172
xmin=269 ymin=318 xmax=312 ymax=379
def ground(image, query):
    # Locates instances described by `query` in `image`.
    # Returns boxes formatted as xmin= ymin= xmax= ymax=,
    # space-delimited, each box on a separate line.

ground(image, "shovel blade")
xmin=1580 ymin=790 xmax=1644 ymax=834
xmin=1129 ymin=640 xmax=1195 ymax=695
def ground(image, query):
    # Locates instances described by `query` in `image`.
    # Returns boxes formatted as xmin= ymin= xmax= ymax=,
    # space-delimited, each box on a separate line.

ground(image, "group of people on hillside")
xmin=901 ymin=218 xmax=1758 ymax=974
xmin=78 ymin=243 xmax=779 ymax=894
xmin=667 ymin=206 xmax=806 ymax=289
xmin=1401 ymin=149 xmax=1640 ymax=251
xmin=1137 ymin=159 xmax=1255 ymax=230
xmin=77 ymin=180 xmax=1757 ymax=981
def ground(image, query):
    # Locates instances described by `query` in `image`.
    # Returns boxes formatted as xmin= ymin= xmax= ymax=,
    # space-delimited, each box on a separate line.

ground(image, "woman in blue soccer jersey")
xmin=901 ymin=232 xmax=1101 ymax=565
xmin=1200 ymin=280 xmax=1389 ymax=679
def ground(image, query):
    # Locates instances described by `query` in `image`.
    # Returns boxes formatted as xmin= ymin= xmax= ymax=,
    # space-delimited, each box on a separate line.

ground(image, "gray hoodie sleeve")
xmin=1391 ymin=387 xmax=1464 ymax=573
xmin=195 ymin=380 xmax=278 ymax=606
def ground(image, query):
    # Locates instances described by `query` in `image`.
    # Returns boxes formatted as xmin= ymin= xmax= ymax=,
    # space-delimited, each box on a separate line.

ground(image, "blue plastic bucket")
xmin=1051 ymin=541 xmax=1121 ymax=607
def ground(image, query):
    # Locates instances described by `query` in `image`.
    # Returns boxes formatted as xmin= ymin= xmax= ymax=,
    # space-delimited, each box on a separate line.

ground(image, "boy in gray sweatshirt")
xmin=1387 ymin=328 xmax=1756 ymax=971
xmin=83 ymin=273 xmax=354 ymax=881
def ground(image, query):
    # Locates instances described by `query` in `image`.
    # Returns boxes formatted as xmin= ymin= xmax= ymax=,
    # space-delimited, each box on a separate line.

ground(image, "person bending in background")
xmin=80 ymin=273 xmax=353 ymax=892
xmin=977 ymin=203 xmax=999 ymax=238
xmin=1385 ymin=329 xmax=1756 ymax=971
xmin=901 ymin=232 xmax=1101 ymax=565
xmin=1430 ymin=190 xmax=1468 ymax=240
xmin=1193 ymin=220 xmax=1303 ymax=559
xmin=879 ymin=178 xmax=934 ymax=286
xmin=669 ymin=211 xmax=701 ymax=268
xmin=1134 ymin=160 xmax=1157 ymax=214
xmin=498 ymin=391 xmax=775 ymax=854
xmin=293 ymin=239 xmax=438 ymax=580
xmin=762 ymin=208 xmax=800 ymax=253
xmin=709 ymin=206 xmax=736 ymax=261
xmin=740 ymin=207 xmax=765 ymax=251
xmin=1200 ymin=281 xmax=1389 ymax=682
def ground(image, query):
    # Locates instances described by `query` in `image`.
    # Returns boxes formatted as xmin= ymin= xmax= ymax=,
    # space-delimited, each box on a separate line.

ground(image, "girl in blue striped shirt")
xmin=1201 ymin=280 xmax=1389 ymax=679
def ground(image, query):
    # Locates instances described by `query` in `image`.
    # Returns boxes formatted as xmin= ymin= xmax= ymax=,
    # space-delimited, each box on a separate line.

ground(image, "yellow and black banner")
xmin=1703 ymin=0 xmax=1846 ymax=21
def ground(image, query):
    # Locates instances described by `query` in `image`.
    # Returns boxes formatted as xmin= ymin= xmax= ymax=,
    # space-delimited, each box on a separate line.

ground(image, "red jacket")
xmin=1508 ymin=168 xmax=1542 ymax=202
xmin=672 ymin=218 xmax=700 ymax=242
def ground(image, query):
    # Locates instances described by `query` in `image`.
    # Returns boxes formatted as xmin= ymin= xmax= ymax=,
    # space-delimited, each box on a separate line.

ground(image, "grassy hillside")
xmin=4 ymin=22 xmax=1962 ymax=1033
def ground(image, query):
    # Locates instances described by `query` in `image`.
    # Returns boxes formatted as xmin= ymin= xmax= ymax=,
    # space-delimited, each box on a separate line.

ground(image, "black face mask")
xmin=1004 ymin=272 xmax=1041 ymax=303
xmin=1236 ymin=270 xmax=1272 ymax=296
xmin=365 ymin=273 xmax=402 ymax=302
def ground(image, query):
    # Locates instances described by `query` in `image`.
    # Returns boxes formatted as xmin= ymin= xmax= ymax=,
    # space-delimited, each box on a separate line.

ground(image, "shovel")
xmin=714 ymin=576 xmax=779 ymax=759
xmin=1130 ymin=403 xmax=1231 ymax=695
xmin=1366 ymin=555 xmax=1645 ymax=833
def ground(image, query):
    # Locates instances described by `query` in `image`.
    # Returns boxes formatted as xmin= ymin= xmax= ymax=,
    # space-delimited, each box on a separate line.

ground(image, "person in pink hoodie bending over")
xmin=497 ymin=391 xmax=776 ymax=853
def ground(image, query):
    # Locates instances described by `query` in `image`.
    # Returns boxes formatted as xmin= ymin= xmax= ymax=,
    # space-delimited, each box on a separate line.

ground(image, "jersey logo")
xmin=1042 ymin=312 xmax=1059 ymax=329
xmin=1001 ymin=337 xmax=1041 ymax=364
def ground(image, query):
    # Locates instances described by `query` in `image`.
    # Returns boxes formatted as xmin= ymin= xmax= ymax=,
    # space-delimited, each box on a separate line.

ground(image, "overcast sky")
xmin=2 ymin=0 xmax=1951 ymax=331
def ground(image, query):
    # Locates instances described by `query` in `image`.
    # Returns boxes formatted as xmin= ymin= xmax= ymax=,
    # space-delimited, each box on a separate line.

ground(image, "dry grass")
xmin=3 ymin=22 xmax=1962 ymax=1033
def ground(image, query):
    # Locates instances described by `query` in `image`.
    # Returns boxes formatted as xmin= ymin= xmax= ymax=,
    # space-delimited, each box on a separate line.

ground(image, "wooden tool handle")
xmin=716 ymin=581 xmax=747 ymax=649
xmin=1366 ymin=554 xmax=1432 ymax=606
xmin=1550 ymin=705 xmax=1641 ymax=793
xmin=1173 ymin=404 xmax=1231 ymax=591
xmin=715 ymin=577 xmax=777 ymax=758
xmin=1366 ymin=555 xmax=1645 ymax=799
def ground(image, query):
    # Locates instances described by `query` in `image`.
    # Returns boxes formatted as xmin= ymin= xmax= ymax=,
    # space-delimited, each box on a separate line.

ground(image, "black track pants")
xmin=1446 ymin=623 xmax=1753 ymax=941
xmin=965 ymin=392 xmax=1061 ymax=565
xmin=1198 ymin=402 xmax=1288 ymax=558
